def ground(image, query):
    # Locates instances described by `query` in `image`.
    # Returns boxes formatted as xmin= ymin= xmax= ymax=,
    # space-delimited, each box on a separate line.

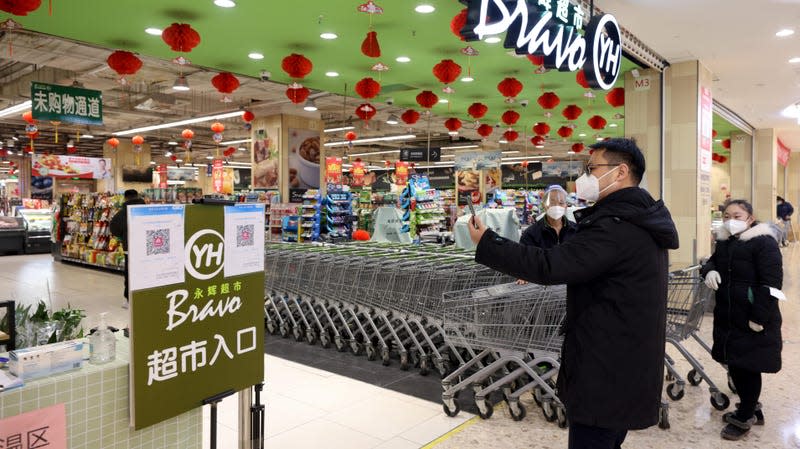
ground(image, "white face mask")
xmin=546 ymin=206 xmax=566 ymax=221
xmin=575 ymin=166 xmax=619 ymax=202
xmin=725 ymin=219 xmax=749 ymax=235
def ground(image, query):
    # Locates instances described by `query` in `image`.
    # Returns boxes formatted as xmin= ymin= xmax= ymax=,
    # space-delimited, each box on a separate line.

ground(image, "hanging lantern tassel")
xmin=50 ymin=121 xmax=61 ymax=143
xmin=49 ymin=0 xmax=52 ymax=15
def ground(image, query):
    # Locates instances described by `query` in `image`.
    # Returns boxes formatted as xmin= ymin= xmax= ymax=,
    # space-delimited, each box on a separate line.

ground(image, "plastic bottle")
xmin=89 ymin=312 xmax=116 ymax=365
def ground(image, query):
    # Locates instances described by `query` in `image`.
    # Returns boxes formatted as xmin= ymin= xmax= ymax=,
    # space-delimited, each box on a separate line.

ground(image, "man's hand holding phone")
xmin=468 ymin=213 xmax=487 ymax=244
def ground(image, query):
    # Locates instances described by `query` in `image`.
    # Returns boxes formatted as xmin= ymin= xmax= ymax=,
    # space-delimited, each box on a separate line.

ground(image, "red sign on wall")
xmin=212 ymin=159 xmax=224 ymax=193
xmin=0 ymin=403 xmax=67 ymax=449
xmin=778 ymin=139 xmax=791 ymax=167
xmin=325 ymin=157 xmax=343 ymax=185
xmin=351 ymin=161 xmax=366 ymax=187
xmin=157 ymin=164 xmax=168 ymax=188
xmin=395 ymin=161 xmax=409 ymax=186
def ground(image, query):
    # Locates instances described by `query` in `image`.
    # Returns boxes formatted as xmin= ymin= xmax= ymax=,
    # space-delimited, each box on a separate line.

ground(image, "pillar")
xmin=753 ymin=129 xmax=777 ymax=221
xmin=624 ymin=68 xmax=663 ymax=199
xmin=104 ymin=140 xmax=152 ymax=193
xmin=787 ymin=154 xmax=800 ymax=216
xmin=728 ymin=132 xmax=752 ymax=201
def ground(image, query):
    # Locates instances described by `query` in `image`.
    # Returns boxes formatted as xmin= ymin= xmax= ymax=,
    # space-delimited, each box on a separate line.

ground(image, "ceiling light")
xmin=790 ymin=57 xmax=800 ymax=64
xmin=499 ymin=139 xmax=509 ymax=144
xmin=0 ymin=100 xmax=31 ymax=118
xmin=596 ymin=137 xmax=604 ymax=141
xmin=214 ymin=0 xmax=236 ymax=7
xmin=238 ymin=147 xmax=247 ymax=151
xmin=114 ymin=110 xmax=242 ymax=135
xmin=220 ymin=138 xmax=251 ymax=145
xmin=206 ymin=156 xmax=214 ymax=160
xmin=324 ymin=126 xmax=355 ymax=133
xmin=248 ymin=52 xmax=264 ymax=60
xmin=150 ymin=161 xmax=156 ymax=165
xmin=386 ymin=114 xmax=400 ymax=125
xmin=17 ymin=152 xmax=23 ymax=156
xmin=396 ymin=56 xmax=411 ymax=63
xmin=165 ymin=151 xmax=173 ymax=157
xmin=776 ymin=29 xmax=794 ymax=37
xmin=502 ymin=155 xmax=552 ymax=161
xmin=578 ymin=133 xmax=586 ymax=137
xmin=325 ymin=71 xmax=339 ymax=77
xmin=461 ymin=76 xmax=474 ymax=82
xmin=608 ymin=123 xmax=618 ymax=128
xmin=714 ymin=139 xmax=722 ymax=142
xmin=11 ymin=135 xmax=19 ymax=141
xmin=347 ymin=149 xmax=402 ymax=157
xmin=175 ymin=159 xmax=184 ymax=163
xmin=502 ymin=150 xmax=520 ymax=154
xmin=484 ymin=36 xmax=502 ymax=44
xmin=80 ymin=134 xmax=94 ymax=139
xmin=172 ymin=76 xmax=190 ymax=91
xmin=325 ymin=134 xmax=416 ymax=147
xmin=438 ymin=99 xmax=449 ymax=104
xmin=167 ymin=141 xmax=178 ymax=146
xmin=145 ymin=28 xmax=163 ymax=36
xmin=441 ymin=144 xmax=479 ymax=150
xmin=415 ymin=4 xmax=435 ymax=13
xmin=303 ymin=100 xmax=318 ymax=112
xmin=320 ymin=32 xmax=338 ymax=40
xmin=448 ymin=131 xmax=459 ymax=136
xmin=434 ymin=161 xmax=453 ymax=165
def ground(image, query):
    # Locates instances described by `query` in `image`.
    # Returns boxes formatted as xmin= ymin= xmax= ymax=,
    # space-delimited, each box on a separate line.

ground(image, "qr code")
xmin=236 ymin=224 xmax=254 ymax=247
xmin=146 ymin=229 xmax=170 ymax=255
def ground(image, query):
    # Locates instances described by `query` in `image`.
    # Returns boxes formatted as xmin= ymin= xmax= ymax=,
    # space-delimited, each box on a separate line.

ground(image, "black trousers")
xmin=123 ymin=252 xmax=129 ymax=299
xmin=728 ymin=365 xmax=762 ymax=420
xmin=568 ymin=422 xmax=628 ymax=449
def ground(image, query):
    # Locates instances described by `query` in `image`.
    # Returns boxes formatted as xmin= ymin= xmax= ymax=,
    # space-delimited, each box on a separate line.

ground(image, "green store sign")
xmin=31 ymin=81 xmax=103 ymax=125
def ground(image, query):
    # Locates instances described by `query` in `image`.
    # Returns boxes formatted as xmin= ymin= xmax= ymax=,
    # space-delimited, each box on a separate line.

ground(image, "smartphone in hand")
xmin=467 ymin=203 xmax=479 ymax=229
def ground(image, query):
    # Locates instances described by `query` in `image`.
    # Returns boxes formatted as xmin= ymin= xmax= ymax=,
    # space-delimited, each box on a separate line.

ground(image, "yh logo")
xmin=185 ymin=229 xmax=224 ymax=280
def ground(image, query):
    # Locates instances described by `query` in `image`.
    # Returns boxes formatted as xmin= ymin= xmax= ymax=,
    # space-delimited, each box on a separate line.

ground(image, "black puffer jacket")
xmin=701 ymin=223 xmax=783 ymax=373
xmin=475 ymin=187 xmax=679 ymax=430
xmin=109 ymin=197 xmax=146 ymax=249
xmin=519 ymin=216 xmax=577 ymax=249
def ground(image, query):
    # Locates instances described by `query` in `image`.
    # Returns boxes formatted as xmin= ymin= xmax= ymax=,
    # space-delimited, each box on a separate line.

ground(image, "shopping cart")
xmin=440 ymin=282 xmax=567 ymax=426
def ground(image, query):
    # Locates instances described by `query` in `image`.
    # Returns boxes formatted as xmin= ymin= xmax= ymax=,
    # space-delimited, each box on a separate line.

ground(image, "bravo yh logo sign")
xmin=186 ymin=229 xmax=224 ymax=280
xmin=460 ymin=0 xmax=622 ymax=90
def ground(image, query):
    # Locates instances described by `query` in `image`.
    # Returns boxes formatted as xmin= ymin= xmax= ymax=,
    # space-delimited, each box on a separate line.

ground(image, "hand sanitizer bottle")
xmin=89 ymin=312 xmax=116 ymax=365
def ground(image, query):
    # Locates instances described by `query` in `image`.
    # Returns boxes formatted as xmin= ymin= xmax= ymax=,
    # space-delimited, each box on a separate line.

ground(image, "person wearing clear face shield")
xmin=701 ymin=199 xmax=784 ymax=441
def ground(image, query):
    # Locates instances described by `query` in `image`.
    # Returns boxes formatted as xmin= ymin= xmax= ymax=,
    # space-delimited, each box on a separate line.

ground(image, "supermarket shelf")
xmin=60 ymin=256 xmax=124 ymax=273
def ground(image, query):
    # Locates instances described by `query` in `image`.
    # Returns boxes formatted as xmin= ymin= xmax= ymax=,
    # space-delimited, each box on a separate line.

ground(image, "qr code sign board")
xmin=146 ymin=229 xmax=170 ymax=255
xmin=236 ymin=224 xmax=254 ymax=247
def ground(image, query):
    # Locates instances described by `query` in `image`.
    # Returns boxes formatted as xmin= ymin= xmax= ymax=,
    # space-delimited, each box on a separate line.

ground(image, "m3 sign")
xmin=459 ymin=0 xmax=623 ymax=90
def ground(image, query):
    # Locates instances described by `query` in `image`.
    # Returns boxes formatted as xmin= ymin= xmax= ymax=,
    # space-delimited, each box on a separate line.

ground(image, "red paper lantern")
xmin=532 ymin=122 xmax=550 ymax=136
xmin=444 ymin=118 xmax=462 ymax=132
xmin=497 ymin=77 xmax=523 ymax=98
xmin=531 ymin=135 xmax=546 ymax=146
xmin=527 ymin=54 xmax=544 ymax=66
xmin=211 ymin=72 xmax=240 ymax=94
xmin=107 ymin=137 xmax=120 ymax=148
xmin=605 ymin=87 xmax=625 ymax=107
xmin=211 ymin=122 xmax=225 ymax=133
xmin=712 ymin=129 xmax=718 ymax=138
xmin=501 ymin=110 xmax=520 ymax=126
xmin=384 ymin=160 xmax=391 ymax=168
xmin=131 ymin=135 xmax=144 ymax=145
xmin=361 ymin=31 xmax=381 ymax=58
xmin=450 ymin=8 xmax=467 ymax=41
xmin=503 ymin=130 xmax=519 ymax=142
xmin=537 ymin=92 xmax=560 ymax=109
xmin=106 ymin=50 xmax=143 ymax=76
xmin=345 ymin=131 xmax=357 ymax=141
xmin=181 ymin=129 xmax=195 ymax=140
xmin=562 ymin=104 xmax=583 ymax=121
xmin=477 ymin=124 xmax=493 ymax=138
xmin=467 ymin=102 xmax=488 ymax=119
xmin=22 ymin=111 xmax=34 ymax=124
xmin=224 ymin=147 xmax=236 ymax=157
xmin=433 ymin=59 xmax=462 ymax=85
xmin=719 ymin=156 xmax=728 ymax=163
xmin=161 ymin=23 xmax=201 ymax=52
xmin=353 ymin=229 xmax=371 ymax=241
xmin=401 ymin=109 xmax=420 ymax=125
xmin=576 ymin=71 xmax=590 ymax=89
xmin=572 ymin=143 xmax=585 ymax=153
xmin=170 ymin=155 xmax=178 ymax=162
xmin=281 ymin=53 xmax=313 ymax=79
xmin=721 ymin=139 xmax=731 ymax=149
xmin=355 ymin=77 xmax=381 ymax=99
xmin=285 ymin=86 xmax=310 ymax=104
xmin=416 ymin=90 xmax=438 ymax=109
xmin=712 ymin=153 xmax=720 ymax=162
xmin=557 ymin=126 xmax=574 ymax=139
xmin=355 ymin=103 xmax=376 ymax=122
xmin=0 ymin=0 xmax=41 ymax=16
xmin=66 ymin=144 xmax=77 ymax=154
xmin=521 ymin=160 xmax=529 ymax=168
xmin=242 ymin=111 xmax=255 ymax=123
xmin=587 ymin=115 xmax=607 ymax=130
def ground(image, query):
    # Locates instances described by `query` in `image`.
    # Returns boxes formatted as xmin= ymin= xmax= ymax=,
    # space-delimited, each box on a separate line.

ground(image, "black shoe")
xmin=722 ymin=402 xmax=764 ymax=426
xmin=721 ymin=416 xmax=755 ymax=441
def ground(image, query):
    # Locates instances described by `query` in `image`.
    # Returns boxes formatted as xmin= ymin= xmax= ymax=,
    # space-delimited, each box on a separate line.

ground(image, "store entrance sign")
xmin=460 ymin=0 xmax=622 ymax=90
xmin=31 ymin=82 xmax=103 ymax=125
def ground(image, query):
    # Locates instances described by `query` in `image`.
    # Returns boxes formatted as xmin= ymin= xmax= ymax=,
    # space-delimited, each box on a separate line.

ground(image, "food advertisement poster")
xmin=456 ymin=169 xmax=481 ymax=205
xmin=288 ymin=128 xmax=320 ymax=189
xmin=252 ymin=127 xmax=280 ymax=189
xmin=484 ymin=167 xmax=502 ymax=193
xmin=351 ymin=161 xmax=366 ymax=187
xmin=395 ymin=161 xmax=409 ymax=186
xmin=325 ymin=157 xmax=343 ymax=185
xmin=32 ymin=155 xmax=112 ymax=179
xmin=157 ymin=164 xmax=168 ymax=188
xmin=212 ymin=159 xmax=224 ymax=193
xmin=30 ymin=175 xmax=53 ymax=200
xmin=455 ymin=150 xmax=502 ymax=170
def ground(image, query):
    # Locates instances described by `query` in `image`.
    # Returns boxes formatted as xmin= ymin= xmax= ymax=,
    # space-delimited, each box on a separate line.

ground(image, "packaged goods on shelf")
xmin=57 ymin=192 xmax=125 ymax=271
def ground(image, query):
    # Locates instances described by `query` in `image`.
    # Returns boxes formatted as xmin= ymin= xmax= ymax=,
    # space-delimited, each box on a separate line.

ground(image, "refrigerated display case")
xmin=0 ymin=216 xmax=25 ymax=255
xmin=18 ymin=208 xmax=53 ymax=254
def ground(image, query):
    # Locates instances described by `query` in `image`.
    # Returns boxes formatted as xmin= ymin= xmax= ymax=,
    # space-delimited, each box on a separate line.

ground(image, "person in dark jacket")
xmin=109 ymin=189 xmax=146 ymax=307
xmin=701 ymin=199 xmax=783 ymax=441
xmin=520 ymin=185 xmax=578 ymax=250
xmin=468 ymin=138 xmax=679 ymax=449
xmin=776 ymin=196 xmax=793 ymax=246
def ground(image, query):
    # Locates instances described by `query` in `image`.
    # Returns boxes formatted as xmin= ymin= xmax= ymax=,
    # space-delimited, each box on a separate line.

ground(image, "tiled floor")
xmin=2 ymin=248 xmax=799 ymax=448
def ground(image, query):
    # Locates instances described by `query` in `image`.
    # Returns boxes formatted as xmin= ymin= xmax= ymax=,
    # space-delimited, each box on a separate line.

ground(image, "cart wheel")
xmin=400 ymin=352 xmax=410 ymax=371
xmin=409 ymin=350 xmax=420 ymax=368
xmin=351 ymin=341 xmax=362 ymax=356
xmin=509 ymin=401 xmax=527 ymax=422
xmin=443 ymin=399 xmax=460 ymax=418
xmin=366 ymin=344 xmax=377 ymax=361
xmin=266 ymin=321 xmax=276 ymax=335
xmin=665 ymin=372 xmax=675 ymax=382
xmin=542 ymin=400 xmax=557 ymax=422
xmin=658 ymin=406 xmax=670 ymax=430
xmin=687 ymin=369 xmax=703 ymax=386
xmin=419 ymin=357 xmax=430 ymax=376
xmin=556 ymin=405 xmax=568 ymax=428
xmin=711 ymin=392 xmax=730 ymax=410
xmin=477 ymin=400 xmax=494 ymax=420
xmin=438 ymin=360 xmax=451 ymax=379
xmin=320 ymin=333 xmax=331 ymax=349
xmin=279 ymin=324 xmax=290 ymax=338
xmin=293 ymin=326 xmax=303 ymax=342
xmin=727 ymin=374 xmax=738 ymax=394
xmin=666 ymin=383 xmax=684 ymax=401
xmin=306 ymin=329 xmax=316 ymax=345
xmin=381 ymin=347 xmax=391 ymax=366
xmin=335 ymin=336 xmax=346 ymax=352
xmin=533 ymin=386 xmax=544 ymax=407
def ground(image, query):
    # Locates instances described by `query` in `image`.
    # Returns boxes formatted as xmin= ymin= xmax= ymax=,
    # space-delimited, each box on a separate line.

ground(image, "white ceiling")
xmin=597 ymin=0 xmax=800 ymax=149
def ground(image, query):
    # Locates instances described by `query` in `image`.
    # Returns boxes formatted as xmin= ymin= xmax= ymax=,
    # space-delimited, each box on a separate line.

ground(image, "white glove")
xmin=704 ymin=270 xmax=721 ymax=290
xmin=748 ymin=321 xmax=764 ymax=332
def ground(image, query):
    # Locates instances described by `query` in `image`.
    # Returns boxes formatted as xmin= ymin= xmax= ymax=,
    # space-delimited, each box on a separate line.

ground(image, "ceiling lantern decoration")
xmin=281 ymin=53 xmax=313 ymax=80
xmin=361 ymin=31 xmax=381 ymax=58
xmin=503 ymin=130 xmax=519 ymax=142
xmin=576 ymin=71 xmax=590 ymax=89
xmin=444 ymin=117 xmax=462 ymax=133
xmin=450 ymin=8 xmax=467 ymax=41
xmin=557 ymin=126 xmax=573 ymax=139
xmin=527 ymin=54 xmax=544 ymax=66
xmin=532 ymin=122 xmax=550 ymax=136
xmin=497 ymin=77 xmax=523 ymax=102
xmin=285 ymin=86 xmax=310 ymax=104
xmin=161 ymin=23 xmax=201 ymax=53
xmin=712 ymin=129 xmax=718 ymax=138
xmin=587 ymin=115 xmax=608 ymax=130
xmin=131 ymin=135 xmax=144 ymax=164
xmin=0 ymin=0 xmax=41 ymax=16
xmin=66 ymin=140 xmax=76 ymax=154
xmin=416 ymin=90 xmax=438 ymax=109
xmin=345 ymin=131 xmax=357 ymax=141
xmin=223 ymin=146 xmax=236 ymax=158
xmin=433 ymin=59 xmax=461 ymax=92
xmin=355 ymin=77 xmax=381 ymax=99
xmin=401 ymin=109 xmax=420 ymax=125
xmin=106 ymin=50 xmax=143 ymax=85
xmin=467 ymin=102 xmax=488 ymax=120
xmin=501 ymin=110 xmax=520 ymax=126
xmin=106 ymin=137 xmax=120 ymax=150
xmin=355 ymin=103 xmax=377 ymax=123
xmin=721 ymin=138 xmax=731 ymax=149
xmin=22 ymin=110 xmax=34 ymax=124
xmin=181 ymin=129 xmax=194 ymax=150
xmin=531 ymin=135 xmax=546 ymax=147
xmin=242 ymin=110 xmax=255 ymax=123
xmin=476 ymin=124 xmax=493 ymax=138
xmin=211 ymin=72 xmax=240 ymax=103
xmin=605 ymin=87 xmax=625 ymax=107
xmin=572 ymin=143 xmax=585 ymax=153
xmin=562 ymin=104 xmax=583 ymax=121
xmin=537 ymin=92 xmax=560 ymax=110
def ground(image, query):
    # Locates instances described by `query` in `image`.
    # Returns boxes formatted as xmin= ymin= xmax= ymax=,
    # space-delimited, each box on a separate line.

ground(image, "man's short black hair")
xmin=589 ymin=138 xmax=646 ymax=184
xmin=124 ymin=189 xmax=139 ymax=200
xmin=777 ymin=196 xmax=784 ymax=203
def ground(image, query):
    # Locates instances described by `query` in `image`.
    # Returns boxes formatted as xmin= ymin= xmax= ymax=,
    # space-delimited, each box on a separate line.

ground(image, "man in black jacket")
xmin=109 ymin=189 xmax=146 ymax=308
xmin=468 ymin=138 xmax=679 ymax=449
xmin=520 ymin=185 xmax=578 ymax=250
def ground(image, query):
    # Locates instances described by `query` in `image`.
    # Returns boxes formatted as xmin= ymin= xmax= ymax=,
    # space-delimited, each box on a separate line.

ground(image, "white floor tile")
xmin=373 ymin=437 xmax=423 ymax=449
xmin=324 ymin=393 xmax=442 ymax=441
xmin=264 ymin=392 xmax=328 ymax=438
xmin=399 ymin=413 xmax=472 ymax=446
xmin=265 ymin=418 xmax=382 ymax=449
xmin=279 ymin=374 xmax=385 ymax=413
